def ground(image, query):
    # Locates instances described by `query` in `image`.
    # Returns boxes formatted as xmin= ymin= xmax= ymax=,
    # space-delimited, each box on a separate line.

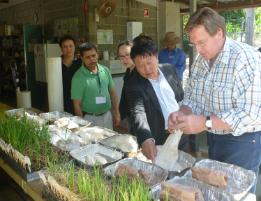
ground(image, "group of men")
xmin=60 ymin=7 xmax=261 ymax=193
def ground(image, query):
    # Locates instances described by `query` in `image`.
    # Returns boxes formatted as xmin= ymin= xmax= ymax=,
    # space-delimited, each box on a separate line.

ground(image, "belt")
xmin=83 ymin=111 xmax=107 ymax=116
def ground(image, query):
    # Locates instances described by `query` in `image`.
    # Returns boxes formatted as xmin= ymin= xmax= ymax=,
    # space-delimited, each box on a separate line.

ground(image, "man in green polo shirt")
xmin=71 ymin=42 xmax=120 ymax=129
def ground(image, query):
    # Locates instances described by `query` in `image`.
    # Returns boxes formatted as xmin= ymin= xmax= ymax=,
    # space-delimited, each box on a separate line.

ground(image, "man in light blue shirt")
xmin=158 ymin=32 xmax=186 ymax=81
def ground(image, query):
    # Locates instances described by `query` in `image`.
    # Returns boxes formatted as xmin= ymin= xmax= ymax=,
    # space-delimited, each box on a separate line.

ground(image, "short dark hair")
xmin=130 ymin=35 xmax=157 ymax=60
xmin=133 ymin=34 xmax=153 ymax=45
xmin=59 ymin=35 xmax=76 ymax=47
xmin=117 ymin=40 xmax=133 ymax=55
xmin=79 ymin=42 xmax=97 ymax=56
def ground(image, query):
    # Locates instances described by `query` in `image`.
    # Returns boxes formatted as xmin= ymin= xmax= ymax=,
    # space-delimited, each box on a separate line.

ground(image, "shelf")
xmin=0 ymin=34 xmax=21 ymax=38
xmin=0 ymin=27 xmax=25 ymax=97
xmin=0 ymin=56 xmax=23 ymax=60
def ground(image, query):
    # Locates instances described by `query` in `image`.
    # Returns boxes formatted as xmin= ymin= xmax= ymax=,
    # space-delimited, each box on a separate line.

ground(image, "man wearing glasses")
xmin=71 ymin=42 xmax=120 ymax=129
xmin=168 ymin=7 xmax=261 ymax=193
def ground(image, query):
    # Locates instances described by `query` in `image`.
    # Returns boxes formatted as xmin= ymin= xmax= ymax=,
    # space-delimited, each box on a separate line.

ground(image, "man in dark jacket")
xmin=125 ymin=36 xmax=185 ymax=160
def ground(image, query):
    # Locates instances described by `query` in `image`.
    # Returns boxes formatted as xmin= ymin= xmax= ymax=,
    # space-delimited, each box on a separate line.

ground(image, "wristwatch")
xmin=205 ymin=116 xmax=212 ymax=130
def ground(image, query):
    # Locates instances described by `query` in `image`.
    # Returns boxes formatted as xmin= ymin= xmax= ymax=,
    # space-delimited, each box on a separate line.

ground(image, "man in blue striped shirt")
xmin=168 ymin=7 xmax=261 ymax=193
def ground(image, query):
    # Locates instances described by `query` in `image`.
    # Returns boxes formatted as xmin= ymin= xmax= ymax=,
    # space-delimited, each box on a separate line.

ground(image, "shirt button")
xmin=252 ymin=140 xmax=256 ymax=143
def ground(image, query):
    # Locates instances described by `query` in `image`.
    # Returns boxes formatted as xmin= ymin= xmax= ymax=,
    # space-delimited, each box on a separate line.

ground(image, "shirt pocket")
xmin=210 ymin=82 xmax=234 ymax=111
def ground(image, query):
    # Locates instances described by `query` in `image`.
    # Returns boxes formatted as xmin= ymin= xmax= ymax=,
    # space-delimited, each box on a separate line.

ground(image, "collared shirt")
xmin=158 ymin=48 xmax=186 ymax=81
xmin=183 ymin=37 xmax=261 ymax=135
xmin=149 ymin=69 xmax=179 ymax=129
xmin=71 ymin=63 xmax=114 ymax=114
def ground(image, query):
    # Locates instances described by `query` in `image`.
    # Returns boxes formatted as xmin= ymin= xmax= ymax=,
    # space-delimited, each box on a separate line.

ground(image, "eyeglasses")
xmin=189 ymin=36 xmax=211 ymax=49
xmin=118 ymin=54 xmax=131 ymax=60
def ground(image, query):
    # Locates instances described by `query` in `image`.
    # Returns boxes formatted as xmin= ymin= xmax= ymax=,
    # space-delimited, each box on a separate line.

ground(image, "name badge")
xmin=96 ymin=96 xmax=106 ymax=104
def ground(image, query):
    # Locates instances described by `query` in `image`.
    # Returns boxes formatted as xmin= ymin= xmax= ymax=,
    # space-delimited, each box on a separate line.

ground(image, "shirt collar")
xmin=81 ymin=63 xmax=101 ymax=75
xmin=217 ymin=37 xmax=231 ymax=65
xmin=158 ymin=68 xmax=165 ymax=81
xmin=148 ymin=68 xmax=164 ymax=82
xmin=166 ymin=48 xmax=177 ymax=53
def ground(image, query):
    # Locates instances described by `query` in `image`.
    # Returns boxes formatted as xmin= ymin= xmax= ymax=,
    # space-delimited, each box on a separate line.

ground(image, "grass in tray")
xmin=0 ymin=116 xmax=69 ymax=171
xmin=112 ymin=175 xmax=151 ymax=201
xmin=0 ymin=115 xmax=151 ymax=200
xmin=48 ymin=163 xmax=151 ymax=201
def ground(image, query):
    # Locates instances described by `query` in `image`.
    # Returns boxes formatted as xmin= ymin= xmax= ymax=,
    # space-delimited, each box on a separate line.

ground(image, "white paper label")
xmin=96 ymin=96 xmax=106 ymax=104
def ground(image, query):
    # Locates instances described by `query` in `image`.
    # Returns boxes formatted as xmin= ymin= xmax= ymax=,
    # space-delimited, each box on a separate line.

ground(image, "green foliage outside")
xmin=219 ymin=10 xmax=245 ymax=35
xmin=182 ymin=15 xmax=190 ymax=54
xmin=255 ymin=7 xmax=261 ymax=34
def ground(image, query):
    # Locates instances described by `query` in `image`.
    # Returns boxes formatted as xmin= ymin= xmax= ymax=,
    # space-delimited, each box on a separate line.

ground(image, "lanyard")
xmin=96 ymin=72 xmax=102 ymax=95
xmin=85 ymin=65 xmax=102 ymax=95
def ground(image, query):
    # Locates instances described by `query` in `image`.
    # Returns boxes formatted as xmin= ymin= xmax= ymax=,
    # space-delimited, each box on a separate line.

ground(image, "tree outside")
xmin=254 ymin=7 xmax=261 ymax=47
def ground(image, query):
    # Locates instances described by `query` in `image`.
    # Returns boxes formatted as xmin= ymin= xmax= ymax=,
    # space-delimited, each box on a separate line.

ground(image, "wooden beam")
xmin=174 ymin=0 xmax=189 ymax=5
xmin=200 ymin=0 xmax=261 ymax=11
xmin=180 ymin=0 xmax=261 ymax=13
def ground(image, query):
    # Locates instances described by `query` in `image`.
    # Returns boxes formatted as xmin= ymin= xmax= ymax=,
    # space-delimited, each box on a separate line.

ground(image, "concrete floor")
xmin=0 ymin=169 xmax=29 ymax=201
xmin=0 ymin=185 xmax=24 ymax=201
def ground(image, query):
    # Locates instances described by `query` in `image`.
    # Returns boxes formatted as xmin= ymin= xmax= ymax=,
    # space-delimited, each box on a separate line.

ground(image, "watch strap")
xmin=206 ymin=116 xmax=211 ymax=130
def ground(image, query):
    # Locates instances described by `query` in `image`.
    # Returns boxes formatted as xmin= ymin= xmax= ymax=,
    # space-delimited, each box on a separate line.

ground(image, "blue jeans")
xmin=207 ymin=131 xmax=261 ymax=193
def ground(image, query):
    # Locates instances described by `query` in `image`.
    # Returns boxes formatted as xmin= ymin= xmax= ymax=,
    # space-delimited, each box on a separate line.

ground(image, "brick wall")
xmin=93 ymin=1 xmax=157 ymax=56
xmin=0 ymin=0 xmax=157 ymax=56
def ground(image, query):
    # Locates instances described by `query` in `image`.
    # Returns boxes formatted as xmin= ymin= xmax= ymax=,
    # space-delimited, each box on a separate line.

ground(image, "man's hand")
xmin=175 ymin=114 xmax=206 ymax=134
xmin=109 ymin=88 xmax=120 ymax=127
xmin=141 ymin=138 xmax=157 ymax=161
xmin=168 ymin=111 xmax=185 ymax=133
